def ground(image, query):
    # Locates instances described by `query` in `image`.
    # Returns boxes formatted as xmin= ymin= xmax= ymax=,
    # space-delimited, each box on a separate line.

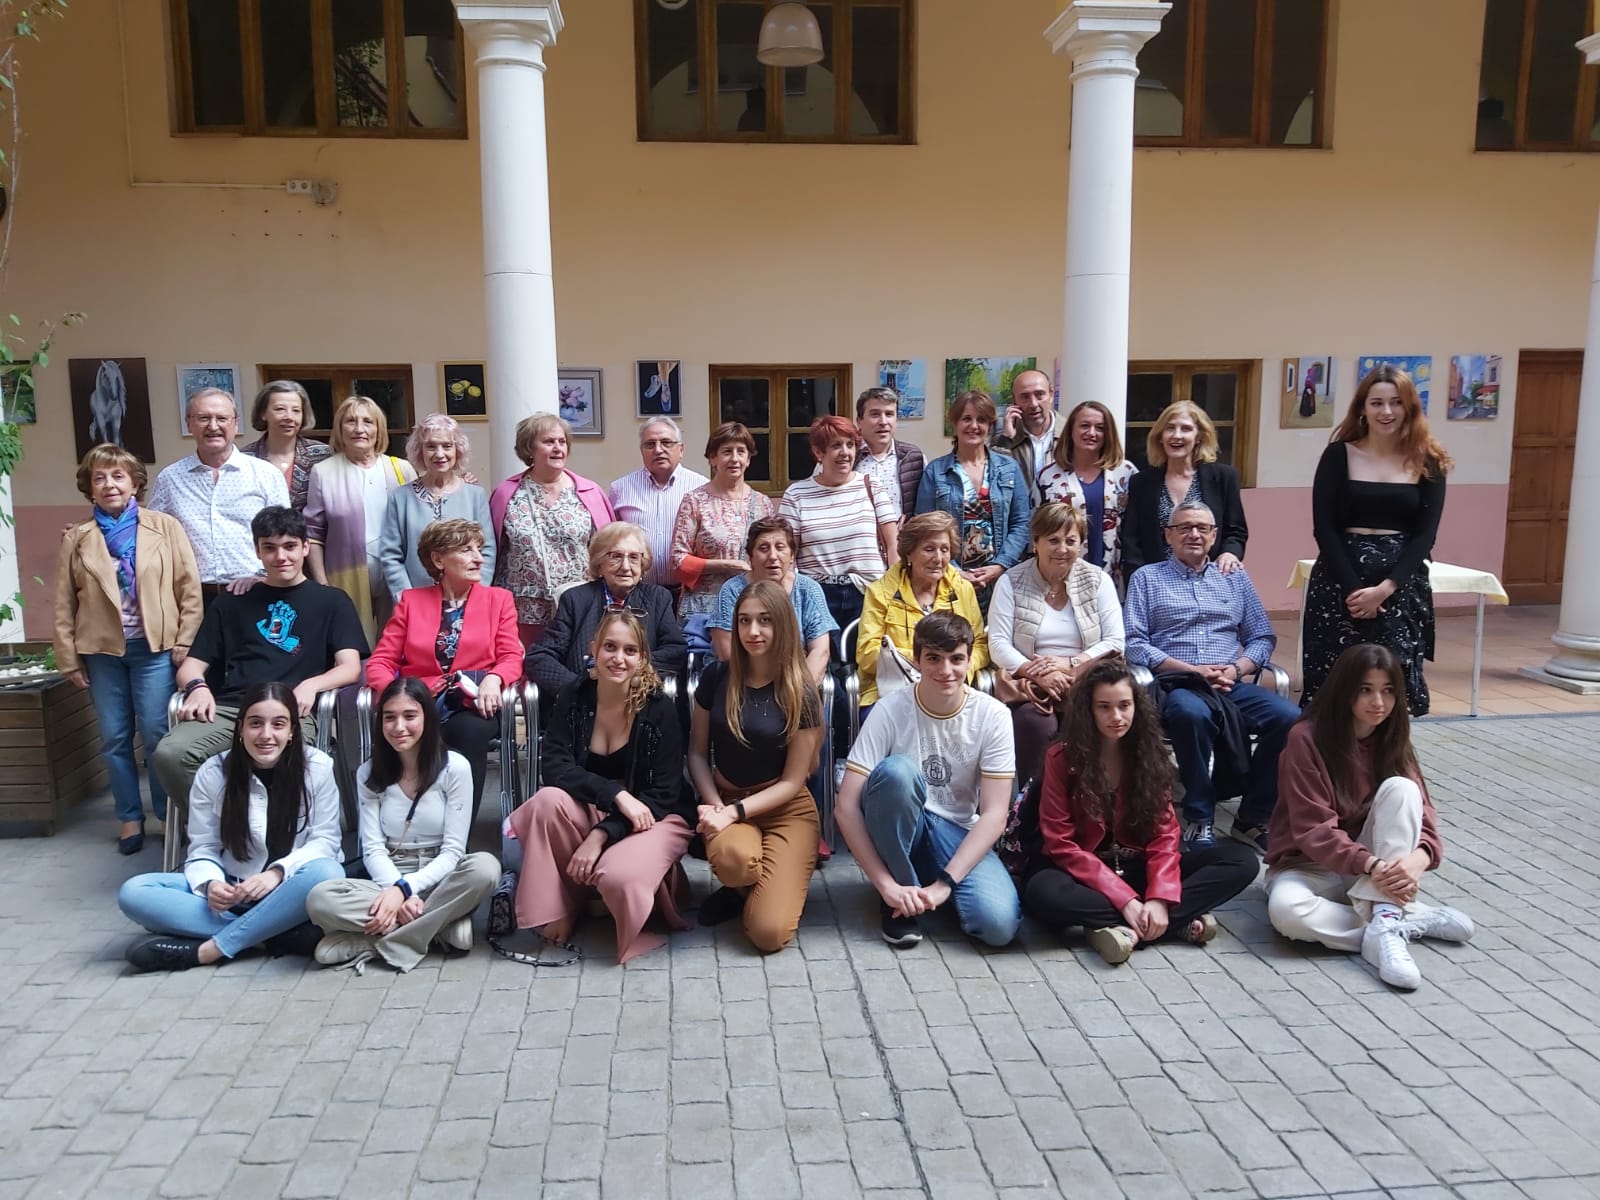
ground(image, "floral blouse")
xmin=243 ymin=436 xmax=332 ymax=511
xmin=1038 ymin=459 xmax=1138 ymax=578
xmin=497 ymin=478 xmax=594 ymax=627
xmin=668 ymin=485 xmax=776 ymax=618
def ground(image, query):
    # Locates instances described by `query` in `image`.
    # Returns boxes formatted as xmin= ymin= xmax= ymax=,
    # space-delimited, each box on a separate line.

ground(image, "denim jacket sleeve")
xmin=993 ymin=456 xmax=1032 ymax=567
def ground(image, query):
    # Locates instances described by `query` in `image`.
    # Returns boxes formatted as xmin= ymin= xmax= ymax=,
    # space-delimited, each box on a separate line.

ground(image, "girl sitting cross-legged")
xmin=305 ymin=677 xmax=500 ymax=972
xmin=1019 ymin=658 xmax=1259 ymax=964
xmin=117 ymin=681 xmax=343 ymax=971
xmin=1265 ymin=643 xmax=1473 ymax=990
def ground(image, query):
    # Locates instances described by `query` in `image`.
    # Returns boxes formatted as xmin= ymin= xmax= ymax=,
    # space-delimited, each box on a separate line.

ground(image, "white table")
xmin=1286 ymin=559 xmax=1509 ymax=717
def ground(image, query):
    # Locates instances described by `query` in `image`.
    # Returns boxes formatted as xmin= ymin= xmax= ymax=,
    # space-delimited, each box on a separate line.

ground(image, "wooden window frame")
xmin=633 ymin=0 xmax=916 ymax=144
xmin=171 ymin=0 xmax=468 ymax=139
xmin=258 ymin=363 xmax=418 ymax=444
xmin=1126 ymin=359 xmax=1259 ymax=488
xmin=1135 ymin=0 xmax=1328 ymax=149
xmin=709 ymin=362 xmax=853 ymax=496
xmin=1478 ymin=0 xmax=1600 ymax=152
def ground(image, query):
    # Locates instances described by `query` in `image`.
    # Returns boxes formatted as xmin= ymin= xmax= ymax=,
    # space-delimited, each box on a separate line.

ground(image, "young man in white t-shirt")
xmin=836 ymin=611 xmax=1021 ymax=948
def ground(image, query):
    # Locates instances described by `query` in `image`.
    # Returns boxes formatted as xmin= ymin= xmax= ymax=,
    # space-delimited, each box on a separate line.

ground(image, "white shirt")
xmin=149 ymin=444 xmax=291 ymax=583
xmin=609 ymin=465 xmax=709 ymax=587
xmin=356 ymin=752 xmax=474 ymax=895
xmin=847 ymin=686 xmax=1015 ymax=830
xmin=358 ymin=459 xmax=391 ymax=562
xmin=857 ymin=445 xmax=902 ymax=519
xmin=987 ymin=568 xmax=1124 ymax=672
xmin=183 ymin=748 xmax=342 ymax=893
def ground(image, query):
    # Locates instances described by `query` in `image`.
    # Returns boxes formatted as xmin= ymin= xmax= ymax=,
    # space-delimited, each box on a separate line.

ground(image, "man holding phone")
xmin=994 ymin=368 xmax=1065 ymax=506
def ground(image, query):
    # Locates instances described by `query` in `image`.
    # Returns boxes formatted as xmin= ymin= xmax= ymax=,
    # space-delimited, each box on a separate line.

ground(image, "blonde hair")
xmin=405 ymin=413 xmax=472 ymax=475
xmin=590 ymin=608 xmax=661 ymax=722
xmin=329 ymin=395 xmax=391 ymax=457
xmin=587 ymin=521 xmax=652 ymax=580
xmin=726 ymin=580 xmax=818 ymax=753
xmin=1145 ymin=400 xmax=1218 ymax=468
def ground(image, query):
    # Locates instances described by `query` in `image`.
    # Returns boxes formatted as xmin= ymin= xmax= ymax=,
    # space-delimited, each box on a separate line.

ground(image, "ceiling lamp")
xmin=757 ymin=2 xmax=824 ymax=67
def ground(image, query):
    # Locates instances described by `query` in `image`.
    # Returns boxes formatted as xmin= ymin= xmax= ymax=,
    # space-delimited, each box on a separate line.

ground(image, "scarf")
xmin=94 ymin=499 xmax=140 ymax=602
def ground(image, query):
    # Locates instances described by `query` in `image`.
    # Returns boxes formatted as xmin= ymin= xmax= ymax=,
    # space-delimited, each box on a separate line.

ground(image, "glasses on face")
xmin=192 ymin=415 xmax=232 ymax=428
xmin=1166 ymin=522 xmax=1216 ymax=536
xmin=603 ymin=552 xmax=646 ymax=568
xmin=642 ymin=439 xmax=679 ymax=450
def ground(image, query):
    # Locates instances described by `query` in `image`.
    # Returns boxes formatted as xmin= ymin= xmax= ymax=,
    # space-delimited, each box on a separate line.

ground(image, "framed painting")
xmin=560 ymin=368 xmax=604 ymax=437
xmin=440 ymin=361 xmax=488 ymax=421
xmin=69 ymin=356 xmax=156 ymax=463
xmin=176 ymin=363 xmax=241 ymax=435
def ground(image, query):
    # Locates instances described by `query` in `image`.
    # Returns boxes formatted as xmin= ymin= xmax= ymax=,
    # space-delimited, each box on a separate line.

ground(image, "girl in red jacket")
xmin=1021 ymin=658 xmax=1258 ymax=963
xmin=1265 ymin=643 xmax=1473 ymax=990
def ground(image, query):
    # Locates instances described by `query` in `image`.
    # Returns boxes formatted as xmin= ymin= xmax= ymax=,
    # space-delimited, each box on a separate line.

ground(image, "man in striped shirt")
xmin=608 ymin=417 xmax=708 ymax=596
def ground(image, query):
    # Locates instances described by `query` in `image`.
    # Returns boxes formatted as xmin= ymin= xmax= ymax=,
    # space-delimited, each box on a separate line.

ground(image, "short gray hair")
xmin=1171 ymin=501 xmax=1215 ymax=524
xmin=638 ymin=417 xmax=683 ymax=446
xmin=406 ymin=413 xmax=472 ymax=474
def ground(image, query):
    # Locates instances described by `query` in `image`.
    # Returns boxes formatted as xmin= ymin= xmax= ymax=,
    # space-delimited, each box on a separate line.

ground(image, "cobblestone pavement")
xmin=3 ymin=716 xmax=1599 ymax=1199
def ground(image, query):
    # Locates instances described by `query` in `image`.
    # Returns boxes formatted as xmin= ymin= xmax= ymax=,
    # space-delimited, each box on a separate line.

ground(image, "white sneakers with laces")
xmin=1361 ymin=913 xmax=1421 ymax=989
xmin=1401 ymin=904 xmax=1475 ymax=944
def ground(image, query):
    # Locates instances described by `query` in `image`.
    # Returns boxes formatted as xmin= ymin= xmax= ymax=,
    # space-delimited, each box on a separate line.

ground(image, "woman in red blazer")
xmin=368 ymin=519 xmax=522 ymax=815
xmin=1017 ymin=658 xmax=1257 ymax=963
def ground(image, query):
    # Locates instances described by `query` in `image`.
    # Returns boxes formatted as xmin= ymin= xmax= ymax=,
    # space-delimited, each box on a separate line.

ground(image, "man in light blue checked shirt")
xmin=1125 ymin=501 xmax=1299 ymax=856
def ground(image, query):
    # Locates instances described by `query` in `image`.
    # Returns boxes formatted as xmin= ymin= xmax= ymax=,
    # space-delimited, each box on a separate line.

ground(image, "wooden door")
xmin=709 ymin=364 xmax=852 ymax=497
xmin=1503 ymin=350 xmax=1581 ymax=604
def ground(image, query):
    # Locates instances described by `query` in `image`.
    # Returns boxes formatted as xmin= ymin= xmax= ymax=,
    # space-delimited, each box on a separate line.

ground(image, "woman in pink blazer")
xmin=368 ymin=519 xmax=522 ymax=816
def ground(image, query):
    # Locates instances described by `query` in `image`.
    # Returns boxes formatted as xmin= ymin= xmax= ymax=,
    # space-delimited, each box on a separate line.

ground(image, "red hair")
xmin=809 ymin=415 xmax=859 ymax=461
xmin=1333 ymin=365 xmax=1453 ymax=479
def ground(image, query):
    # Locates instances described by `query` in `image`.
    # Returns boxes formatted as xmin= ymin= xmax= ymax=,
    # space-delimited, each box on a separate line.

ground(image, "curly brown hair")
xmin=1053 ymin=657 xmax=1175 ymax=843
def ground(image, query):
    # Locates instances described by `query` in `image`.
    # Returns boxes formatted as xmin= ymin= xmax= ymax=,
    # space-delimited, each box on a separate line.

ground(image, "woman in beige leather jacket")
xmin=55 ymin=444 xmax=202 ymax=854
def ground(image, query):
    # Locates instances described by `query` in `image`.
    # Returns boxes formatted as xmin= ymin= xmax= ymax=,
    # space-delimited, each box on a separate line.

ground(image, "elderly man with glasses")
xmin=1124 ymin=501 xmax=1298 ymax=855
xmin=608 ymin=418 xmax=708 ymax=602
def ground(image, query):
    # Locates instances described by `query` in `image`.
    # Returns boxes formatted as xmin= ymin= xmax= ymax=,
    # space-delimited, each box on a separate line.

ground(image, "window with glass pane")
xmin=637 ymin=0 xmax=912 ymax=143
xmin=261 ymin=365 xmax=415 ymax=443
xmin=172 ymin=0 xmax=465 ymax=137
xmin=1125 ymin=361 xmax=1256 ymax=482
xmin=1478 ymin=0 xmax=1599 ymax=150
xmin=713 ymin=366 xmax=849 ymax=493
xmin=1134 ymin=0 xmax=1325 ymax=147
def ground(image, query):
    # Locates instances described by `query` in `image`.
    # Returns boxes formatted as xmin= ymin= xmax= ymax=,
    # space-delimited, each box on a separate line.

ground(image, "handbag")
xmin=875 ymin=636 xmax=920 ymax=700
xmin=485 ymin=869 xmax=584 ymax=967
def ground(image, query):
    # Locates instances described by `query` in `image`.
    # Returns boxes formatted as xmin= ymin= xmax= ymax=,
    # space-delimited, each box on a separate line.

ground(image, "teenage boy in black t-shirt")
xmin=151 ymin=507 xmax=367 ymax=815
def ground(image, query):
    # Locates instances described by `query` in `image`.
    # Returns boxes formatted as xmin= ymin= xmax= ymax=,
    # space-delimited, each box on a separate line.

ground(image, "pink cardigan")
xmin=488 ymin=469 xmax=615 ymax=547
xmin=366 ymin=582 xmax=523 ymax=695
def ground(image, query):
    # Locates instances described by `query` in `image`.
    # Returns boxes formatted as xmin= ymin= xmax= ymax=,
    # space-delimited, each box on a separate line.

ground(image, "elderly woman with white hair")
xmin=525 ymin=521 xmax=687 ymax=700
xmin=379 ymin=413 xmax=494 ymax=598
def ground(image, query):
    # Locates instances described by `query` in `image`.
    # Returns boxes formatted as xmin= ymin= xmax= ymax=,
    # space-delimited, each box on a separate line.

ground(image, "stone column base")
xmin=1519 ymin=665 xmax=1600 ymax=695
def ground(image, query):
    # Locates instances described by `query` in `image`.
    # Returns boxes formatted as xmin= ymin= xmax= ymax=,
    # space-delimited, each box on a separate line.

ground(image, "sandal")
xmin=1186 ymin=914 xmax=1219 ymax=946
xmin=1087 ymin=925 xmax=1137 ymax=965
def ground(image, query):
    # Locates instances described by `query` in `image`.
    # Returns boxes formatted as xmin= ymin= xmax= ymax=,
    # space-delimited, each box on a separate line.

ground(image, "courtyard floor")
xmin=2 ymin=707 xmax=1600 ymax=1199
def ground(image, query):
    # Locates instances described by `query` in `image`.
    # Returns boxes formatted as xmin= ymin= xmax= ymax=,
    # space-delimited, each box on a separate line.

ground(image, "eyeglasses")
xmin=603 ymin=552 xmax=646 ymax=567
xmin=642 ymin=439 xmax=680 ymax=450
xmin=1166 ymin=522 xmax=1216 ymax=535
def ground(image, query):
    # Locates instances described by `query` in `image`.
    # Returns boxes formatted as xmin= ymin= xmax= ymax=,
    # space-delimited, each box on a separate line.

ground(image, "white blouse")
xmin=355 ymin=751 xmax=474 ymax=895
xmin=183 ymin=748 xmax=342 ymax=894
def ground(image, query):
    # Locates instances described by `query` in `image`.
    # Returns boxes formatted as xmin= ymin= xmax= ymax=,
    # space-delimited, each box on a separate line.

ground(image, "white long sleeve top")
xmin=183 ymin=748 xmax=342 ymax=894
xmin=355 ymin=751 xmax=474 ymax=896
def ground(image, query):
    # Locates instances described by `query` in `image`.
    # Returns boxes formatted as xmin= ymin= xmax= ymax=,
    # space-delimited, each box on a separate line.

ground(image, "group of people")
xmin=53 ymin=363 xmax=1470 ymax=989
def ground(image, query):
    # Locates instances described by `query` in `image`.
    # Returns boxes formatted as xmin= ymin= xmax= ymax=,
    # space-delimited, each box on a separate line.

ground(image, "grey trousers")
xmin=152 ymin=704 xmax=321 ymax=825
xmin=305 ymin=851 xmax=499 ymax=972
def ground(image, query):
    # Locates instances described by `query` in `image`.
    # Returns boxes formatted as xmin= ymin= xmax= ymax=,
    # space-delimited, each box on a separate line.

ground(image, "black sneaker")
xmin=880 ymin=903 xmax=922 ymax=948
xmin=698 ymin=886 xmax=747 ymax=927
xmin=125 ymin=935 xmax=204 ymax=973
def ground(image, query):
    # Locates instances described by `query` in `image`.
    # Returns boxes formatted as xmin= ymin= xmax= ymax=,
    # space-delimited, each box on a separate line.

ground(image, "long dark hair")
xmin=220 ymin=681 xmax=311 ymax=864
xmin=1307 ymin=643 xmax=1419 ymax=818
xmin=1054 ymin=658 xmax=1175 ymax=843
xmin=367 ymin=676 xmax=447 ymax=795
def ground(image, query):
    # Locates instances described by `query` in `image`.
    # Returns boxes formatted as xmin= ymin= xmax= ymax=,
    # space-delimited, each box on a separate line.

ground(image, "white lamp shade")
xmin=757 ymin=2 xmax=824 ymax=67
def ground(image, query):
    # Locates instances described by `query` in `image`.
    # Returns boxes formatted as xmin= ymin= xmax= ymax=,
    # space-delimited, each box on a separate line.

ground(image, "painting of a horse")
xmin=69 ymin=356 xmax=156 ymax=464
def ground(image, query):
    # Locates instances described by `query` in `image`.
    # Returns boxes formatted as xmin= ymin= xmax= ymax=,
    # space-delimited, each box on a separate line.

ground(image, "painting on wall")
xmin=68 ymin=356 xmax=156 ymax=464
xmin=559 ymin=368 xmax=604 ymax=437
xmin=878 ymin=359 xmax=926 ymax=420
xmin=1 ymin=362 xmax=36 ymax=425
xmin=1356 ymin=354 xmax=1432 ymax=414
xmin=175 ymin=363 xmax=241 ymax=435
xmin=636 ymin=360 xmax=682 ymax=418
xmin=1279 ymin=357 xmax=1337 ymax=429
xmin=1448 ymin=354 xmax=1502 ymax=420
xmin=942 ymin=356 xmax=1038 ymax=431
xmin=439 ymin=362 xmax=488 ymax=422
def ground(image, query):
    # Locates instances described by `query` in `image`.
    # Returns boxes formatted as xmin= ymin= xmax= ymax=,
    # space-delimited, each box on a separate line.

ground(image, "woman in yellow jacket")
xmin=55 ymin=444 xmax=203 ymax=854
xmin=856 ymin=511 xmax=988 ymax=714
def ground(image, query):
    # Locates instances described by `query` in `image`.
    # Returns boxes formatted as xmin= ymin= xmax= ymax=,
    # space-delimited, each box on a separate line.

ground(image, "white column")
xmin=454 ymin=1 xmax=563 ymax=484
xmin=1527 ymin=30 xmax=1600 ymax=693
xmin=1045 ymin=1 xmax=1168 ymax=432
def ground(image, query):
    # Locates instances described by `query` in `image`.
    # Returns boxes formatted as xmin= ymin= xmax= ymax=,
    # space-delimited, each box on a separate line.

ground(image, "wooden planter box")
xmin=0 ymin=677 xmax=106 ymax=833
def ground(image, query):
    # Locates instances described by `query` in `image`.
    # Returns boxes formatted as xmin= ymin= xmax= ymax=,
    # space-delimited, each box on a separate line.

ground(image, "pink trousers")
xmin=507 ymin=786 xmax=692 ymax=963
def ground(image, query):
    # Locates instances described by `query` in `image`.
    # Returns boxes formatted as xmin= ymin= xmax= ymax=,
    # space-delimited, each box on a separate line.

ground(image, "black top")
xmin=1312 ymin=441 xmax=1446 ymax=594
xmin=1121 ymin=462 xmax=1249 ymax=579
xmin=525 ymin=579 xmax=688 ymax=695
xmin=189 ymin=579 xmax=368 ymax=705
xmin=694 ymin=661 xmax=820 ymax=790
xmin=542 ymin=677 xmax=692 ymax=845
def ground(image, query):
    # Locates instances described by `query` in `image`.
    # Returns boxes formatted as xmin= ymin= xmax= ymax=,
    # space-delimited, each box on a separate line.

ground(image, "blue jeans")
xmin=117 ymin=858 xmax=344 ymax=959
xmin=859 ymin=755 xmax=1021 ymax=947
xmin=1160 ymin=680 xmax=1300 ymax=828
xmin=82 ymin=638 xmax=174 ymax=824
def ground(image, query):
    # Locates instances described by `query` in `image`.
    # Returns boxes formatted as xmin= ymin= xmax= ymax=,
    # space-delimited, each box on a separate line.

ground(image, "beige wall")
xmin=5 ymin=0 xmax=1598 ymax=632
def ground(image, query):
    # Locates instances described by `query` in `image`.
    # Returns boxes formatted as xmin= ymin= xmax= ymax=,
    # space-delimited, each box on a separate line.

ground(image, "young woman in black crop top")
xmin=689 ymin=579 xmax=823 ymax=952
xmin=1303 ymin=365 xmax=1453 ymax=714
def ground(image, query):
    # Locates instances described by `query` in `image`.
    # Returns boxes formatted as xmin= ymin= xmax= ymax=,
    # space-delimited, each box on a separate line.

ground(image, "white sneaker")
xmin=438 ymin=917 xmax=473 ymax=952
xmin=314 ymin=932 xmax=374 ymax=966
xmin=1361 ymin=916 xmax=1421 ymax=990
xmin=1402 ymin=905 xmax=1474 ymax=944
